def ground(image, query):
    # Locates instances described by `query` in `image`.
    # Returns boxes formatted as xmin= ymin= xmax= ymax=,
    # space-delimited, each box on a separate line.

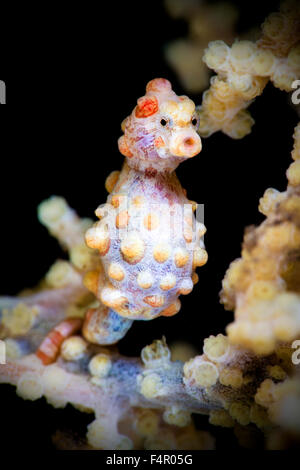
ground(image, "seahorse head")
xmin=118 ymin=78 xmax=202 ymax=172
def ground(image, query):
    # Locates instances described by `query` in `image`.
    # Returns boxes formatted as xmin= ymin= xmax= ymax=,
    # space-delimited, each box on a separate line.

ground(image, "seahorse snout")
xmin=169 ymin=130 xmax=202 ymax=158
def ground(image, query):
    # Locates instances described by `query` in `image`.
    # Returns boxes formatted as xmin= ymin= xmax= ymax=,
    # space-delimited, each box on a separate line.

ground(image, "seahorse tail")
xmin=82 ymin=306 xmax=133 ymax=345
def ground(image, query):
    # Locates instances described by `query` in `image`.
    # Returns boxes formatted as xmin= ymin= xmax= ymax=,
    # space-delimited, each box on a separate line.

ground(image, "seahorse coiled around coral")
xmin=83 ymin=78 xmax=207 ymax=344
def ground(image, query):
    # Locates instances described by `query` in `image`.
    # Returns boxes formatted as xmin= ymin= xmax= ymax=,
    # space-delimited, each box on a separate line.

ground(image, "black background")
xmin=0 ymin=0 xmax=298 ymax=450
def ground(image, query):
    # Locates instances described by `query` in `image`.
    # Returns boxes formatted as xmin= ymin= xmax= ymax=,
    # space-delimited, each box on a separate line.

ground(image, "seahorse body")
xmin=83 ymin=78 xmax=207 ymax=344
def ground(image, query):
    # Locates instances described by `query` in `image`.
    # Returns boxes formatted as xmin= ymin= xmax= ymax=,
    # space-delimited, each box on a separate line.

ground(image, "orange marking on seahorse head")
xmin=135 ymin=96 xmax=158 ymax=118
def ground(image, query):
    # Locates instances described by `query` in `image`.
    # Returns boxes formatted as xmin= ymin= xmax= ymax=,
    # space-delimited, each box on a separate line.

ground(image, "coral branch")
xmin=0 ymin=342 xmax=220 ymax=449
xmin=222 ymin=122 xmax=300 ymax=354
xmin=198 ymin=1 xmax=300 ymax=138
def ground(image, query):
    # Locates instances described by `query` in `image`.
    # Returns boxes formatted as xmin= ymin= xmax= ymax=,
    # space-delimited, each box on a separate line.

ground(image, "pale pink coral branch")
xmin=0 ymin=347 xmax=222 ymax=449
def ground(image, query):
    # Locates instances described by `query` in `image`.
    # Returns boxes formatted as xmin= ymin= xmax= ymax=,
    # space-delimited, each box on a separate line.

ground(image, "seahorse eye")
xmin=192 ymin=117 xmax=198 ymax=126
xmin=160 ymin=118 xmax=168 ymax=127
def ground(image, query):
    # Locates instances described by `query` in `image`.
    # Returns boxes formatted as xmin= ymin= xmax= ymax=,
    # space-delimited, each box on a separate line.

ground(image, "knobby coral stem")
xmin=198 ymin=1 xmax=300 ymax=138
xmin=0 ymin=285 xmax=87 ymax=332
xmin=0 ymin=284 xmax=89 ymax=358
xmin=0 ymin=354 xmax=222 ymax=416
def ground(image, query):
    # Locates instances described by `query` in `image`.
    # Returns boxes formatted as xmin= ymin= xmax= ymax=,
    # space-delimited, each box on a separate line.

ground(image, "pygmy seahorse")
xmin=83 ymin=78 xmax=207 ymax=344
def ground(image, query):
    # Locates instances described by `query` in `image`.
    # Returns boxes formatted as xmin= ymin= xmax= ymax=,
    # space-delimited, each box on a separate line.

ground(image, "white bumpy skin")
xmin=83 ymin=78 xmax=207 ymax=344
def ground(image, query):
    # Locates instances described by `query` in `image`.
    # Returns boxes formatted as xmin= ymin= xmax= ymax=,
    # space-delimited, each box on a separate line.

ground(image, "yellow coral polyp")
xmin=88 ymin=353 xmax=112 ymax=378
xmin=292 ymin=123 xmax=300 ymax=160
xmin=209 ymin=409 xmax=235 ymax=428
xmin=287 ymin=160 xmax=300 ymax=187
xmin=184 ymin=357 xmax=219 ymax=388
xmin=17 ymin=373 xmax=44 ymax=401
xmin=252 ymin=258 xmax=278 ymax=282
xmin=219 ymin=367 xmax=243 ymax=389
xmin=229 ymin=402 xmax=251 ymax=426
xmin=262 ymin=12 xmax=286 ymax=42
xmin=203 ymin=40 xmax=229 ymax=71
xmin=252 ymin=49 xmax=275 ymax=76
xmin=280 ymin=194 xmax=300 ymax=214
xmin=259 ymin=188 xmax=284 ymax=216
xmin=61 ymin=336 xmax=88 ymax=361
xmin=70 ymin=244 xmax=96 ymax=271
xmin=46 ymin=260 xmax=80 ymax=288
xmin=231 ymin=40 xmax=256 ymax=64
xmin=203 ymin=334 xmax=229 ymax=362
xmin=163 ymin=406 xmax=191 ymax=427
xmin=223 ymin=110 xmax=254 ymax=139
xmin=86 ymin=420 xmax=106 ymax=449
xmin=87 ymin=420 xmax=133 ymax=450
xmin=38 ymin=196 xmax=68 ymax=225
xmin=267 ymin=365 xmax=287 ymax=381
xmin=4 ymin=338 xmax=25 ymax=359
xmin=2 ymin=303 xmax=38 ymax=336
xmin=255 ymin=379 xmax=276 ymax=407
xmin=140 ymin=373 xmax=164 ymax=399
xmin=42 ymin=365 xmax=70 ymax=396
xmin=135 ymin=409 xmax=160 ymax=437
xmin=245 ymin=281 xmax=279 ymax=303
